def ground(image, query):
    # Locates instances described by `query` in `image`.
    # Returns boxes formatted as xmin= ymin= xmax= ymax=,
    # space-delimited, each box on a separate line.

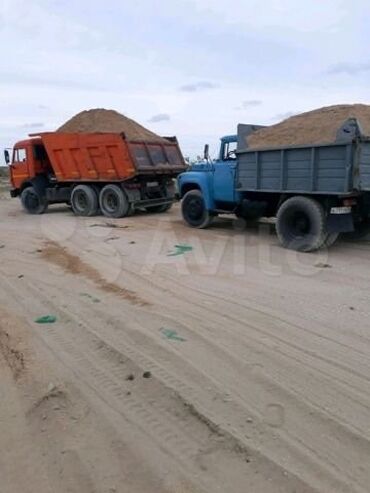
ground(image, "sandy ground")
xmin=1 ymin=184 xmax=370 ymax=493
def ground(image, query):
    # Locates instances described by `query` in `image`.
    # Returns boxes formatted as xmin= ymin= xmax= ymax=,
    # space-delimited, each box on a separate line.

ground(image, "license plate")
xmin=330 ymin=206 xmax=352 ymax=214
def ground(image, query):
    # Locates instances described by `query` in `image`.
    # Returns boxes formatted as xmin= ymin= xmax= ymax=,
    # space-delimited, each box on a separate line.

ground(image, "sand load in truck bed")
xmin=247 ymin=104 xmax=370 ymax=150
xmin=57 ymin=108 xmax=169 ymax=144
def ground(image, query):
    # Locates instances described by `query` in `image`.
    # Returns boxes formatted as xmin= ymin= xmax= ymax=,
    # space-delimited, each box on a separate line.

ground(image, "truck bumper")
xmin=10 ymin=189 xmax=18 ymax=198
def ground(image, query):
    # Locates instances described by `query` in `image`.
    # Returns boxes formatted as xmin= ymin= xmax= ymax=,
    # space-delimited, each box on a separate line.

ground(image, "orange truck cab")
xmin=4 ymin=132 xmax=186 ymax=218
xmin=7 ymin=137 xmax=47 ymax=191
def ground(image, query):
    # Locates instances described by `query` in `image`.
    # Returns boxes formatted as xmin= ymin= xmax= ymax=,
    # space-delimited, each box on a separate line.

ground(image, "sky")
xmin=1 ymin=0 xmax=370 ymax=161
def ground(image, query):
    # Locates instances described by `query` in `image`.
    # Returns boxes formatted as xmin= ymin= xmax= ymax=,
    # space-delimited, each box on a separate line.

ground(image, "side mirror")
xmin=4 ymin=150 xmax=10 ymax=165
xmin=204 ymin=144 xmax=209 ymax=161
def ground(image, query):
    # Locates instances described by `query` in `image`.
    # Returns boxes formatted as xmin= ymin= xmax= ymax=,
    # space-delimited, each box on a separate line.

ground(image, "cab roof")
xmin=14 ymin=137 xmax=43 ymax=148
xmin=221 ymin=134 xmax=237 ymax=143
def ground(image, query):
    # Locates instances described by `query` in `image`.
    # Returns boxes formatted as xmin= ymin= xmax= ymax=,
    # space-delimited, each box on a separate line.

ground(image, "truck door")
xmin=213 ymin=139 xmax=237 ymax=204
xmin=10 ymin=147 xmax=30 ymax=189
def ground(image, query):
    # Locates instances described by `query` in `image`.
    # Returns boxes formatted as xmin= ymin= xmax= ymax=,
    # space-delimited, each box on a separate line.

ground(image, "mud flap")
xmin=327 ymin=212 xmax=354 ymax=233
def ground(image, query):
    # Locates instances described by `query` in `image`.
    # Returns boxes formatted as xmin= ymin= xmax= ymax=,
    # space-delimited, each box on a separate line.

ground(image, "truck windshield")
xmin=12 ymin=148 xmax=26 ymax=163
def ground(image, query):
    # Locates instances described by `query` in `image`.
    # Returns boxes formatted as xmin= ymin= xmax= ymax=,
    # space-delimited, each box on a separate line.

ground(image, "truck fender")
xmin=177 ymin=172 xmax=215 ymax=210
xmin=277 ymin=194 xmax=355 ymax=233
xmin=27 ymin=175 xmax=49 ymax=197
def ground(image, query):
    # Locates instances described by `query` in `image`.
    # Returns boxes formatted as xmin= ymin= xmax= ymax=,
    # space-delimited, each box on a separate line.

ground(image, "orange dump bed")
xmin=38 ymin=132 xmax=186 ymax=182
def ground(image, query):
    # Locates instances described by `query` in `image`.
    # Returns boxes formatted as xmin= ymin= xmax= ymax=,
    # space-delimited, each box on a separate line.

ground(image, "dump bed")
xmin=37 ymin=132 xmax=186 ymax=182
xmin=236 ymin=121 xmax=370 ymax=195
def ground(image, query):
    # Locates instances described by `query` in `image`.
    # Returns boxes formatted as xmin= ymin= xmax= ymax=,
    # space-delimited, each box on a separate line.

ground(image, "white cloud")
xmin=148 ymin=113 xmax=171 ymax=123
xmin=191 ymin=0 xmax=348 ymax=31
xmin=327 ymin=62 xmax=370 ymax=75
xmin=180 ymin=81 xmax=219 ymax=92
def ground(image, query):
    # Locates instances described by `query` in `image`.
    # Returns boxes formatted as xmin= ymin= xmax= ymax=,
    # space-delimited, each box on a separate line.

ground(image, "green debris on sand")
xmin=160 ymin=328 xmax=186 ymax=342
xmin=35 ymin=315 xmax=57 ymax=324
xmin=80 ymin=293 xmax=101 ymax=303
xmin=167 ymin=244 xmax=193 ymax=257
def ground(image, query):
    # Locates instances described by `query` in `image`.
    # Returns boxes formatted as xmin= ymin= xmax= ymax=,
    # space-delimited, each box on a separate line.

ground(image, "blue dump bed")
xmin=236 ymin=121 xmax=370 ymax=195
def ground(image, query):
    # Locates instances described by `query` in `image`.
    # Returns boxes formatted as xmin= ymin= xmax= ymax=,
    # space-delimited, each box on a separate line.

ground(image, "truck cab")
xmin=177 ymin=135 xmax=241 ymax=227
xmin=5 ymin=137 xmax=51 ymax=196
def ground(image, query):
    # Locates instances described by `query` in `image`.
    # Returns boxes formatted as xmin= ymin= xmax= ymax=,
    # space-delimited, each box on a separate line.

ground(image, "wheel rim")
xmin=187 ymin=196 xmax=204 ymax=221
xmin=103 ymin=191 xmax=119 ymax=213
xmin=75 ymin=191 xmax=88 ymax=212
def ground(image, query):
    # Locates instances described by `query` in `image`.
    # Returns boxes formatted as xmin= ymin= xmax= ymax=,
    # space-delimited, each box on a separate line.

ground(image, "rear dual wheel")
xmin=99 ymin=184 xmax=132 ymax=218
xmin=71 ymin=185 xmax=99 ymax=217
xmin=276 ymin=196 xmax=328 ymax=252
xmin=70 ymin=184 xmax=133 ymax=218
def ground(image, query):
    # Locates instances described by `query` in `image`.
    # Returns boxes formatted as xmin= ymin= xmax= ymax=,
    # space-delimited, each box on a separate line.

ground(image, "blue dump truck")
xmin=177 ymin=119 xmax=370 ymax=251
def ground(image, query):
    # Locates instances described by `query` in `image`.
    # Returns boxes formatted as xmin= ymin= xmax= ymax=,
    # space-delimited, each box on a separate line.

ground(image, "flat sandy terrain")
xmin=1 ymin=187 xmax=370 ymax=493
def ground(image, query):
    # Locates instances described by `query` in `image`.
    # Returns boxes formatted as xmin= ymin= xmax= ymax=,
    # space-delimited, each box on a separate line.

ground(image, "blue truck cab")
xmin=177 ymin=120 xmax=370 ymax=251
xmin=178 ymin=134 xmax=240 ymax=215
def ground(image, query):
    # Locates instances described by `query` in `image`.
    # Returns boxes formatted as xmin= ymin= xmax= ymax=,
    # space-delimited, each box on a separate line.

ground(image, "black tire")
xmin=71 ymin=184 xmax=99 ymax=217
xmin=21 ymin=186 xmax=48 ymax=215
xmin=99 ymin=184 xmax=130 ymax=218
xmin=181 ymin=190 xmax=213 ymax=228
xmin=145 ymin=203 xmax=173 ymax=213
xmin=276 ymin=196 xmax=327 ymax=252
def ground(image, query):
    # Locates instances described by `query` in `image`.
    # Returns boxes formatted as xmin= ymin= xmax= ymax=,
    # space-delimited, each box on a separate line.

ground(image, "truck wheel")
xmin=21 ymin=186 xmax=48 ymax=215
xmin=99 ymin=184 xmax=130 ymax=218
xmin=71 ymin=184 xmax=99 ymax=217
xmin=276 ymin=196 xmax=327 ymax=252
xmin=181 ymin=190 xmax=213 ymax=228
xmin=145 ymin=203 xmax=172 ymax=213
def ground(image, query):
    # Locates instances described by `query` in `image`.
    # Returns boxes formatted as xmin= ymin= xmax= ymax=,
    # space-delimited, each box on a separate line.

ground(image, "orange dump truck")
xmin=4 ymin=132 xmax=186 ymax=217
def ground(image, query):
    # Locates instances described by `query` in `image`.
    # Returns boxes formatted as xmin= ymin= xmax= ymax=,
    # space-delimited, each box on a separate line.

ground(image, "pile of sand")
xmin=57 ymin=109 xmax=168 ymax=143
xmin=247 ymin=104 xmax=370 ymax=149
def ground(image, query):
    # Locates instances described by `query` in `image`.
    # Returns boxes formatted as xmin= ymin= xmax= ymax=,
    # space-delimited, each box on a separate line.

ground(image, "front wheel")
xmin=181 ymin=190 xmax=213 ymax=228
xmin=21 ymin=186 xmax=48 ymax=215
xmin=276 ymin=196 xmax=327 ymax=252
